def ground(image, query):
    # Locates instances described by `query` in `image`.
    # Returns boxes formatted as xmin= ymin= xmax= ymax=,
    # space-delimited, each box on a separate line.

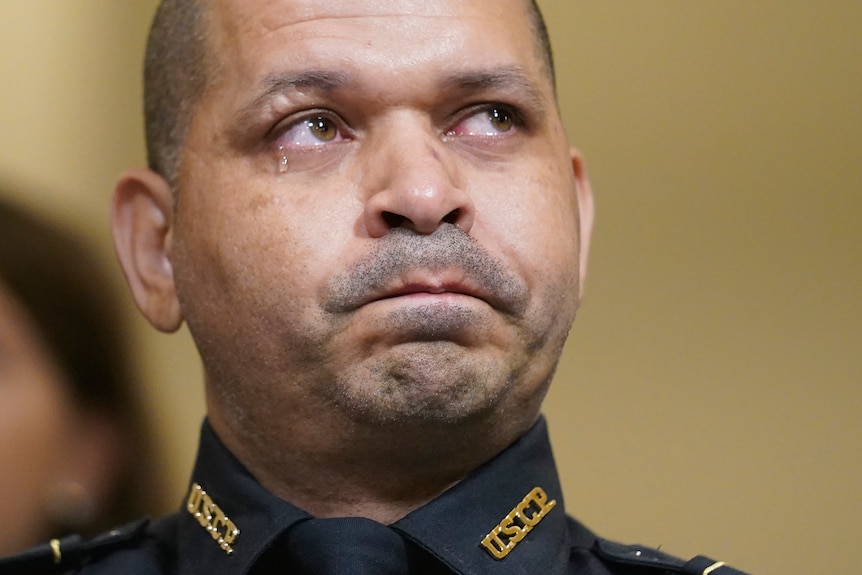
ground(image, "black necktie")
xmin=283 ymin=517 xmax=411 ymax=574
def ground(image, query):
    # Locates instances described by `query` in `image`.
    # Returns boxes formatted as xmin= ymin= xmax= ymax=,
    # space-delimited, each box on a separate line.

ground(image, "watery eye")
xmin=306 ymin=116 xmax=337 ymax=142
xmin=488 ymin=107 xmax=514 ymax=133
xmin=448 ymin=105 xmax=520 ymax=138
xmin=277 ymin=114 xmax=344 ymax=148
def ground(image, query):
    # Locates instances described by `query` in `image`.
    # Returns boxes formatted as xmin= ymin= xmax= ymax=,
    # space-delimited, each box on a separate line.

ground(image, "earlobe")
xmin=570 ymin=147 xmax=595 ymax=298
xmin=111 ymin=168 xmax=184 ymax=333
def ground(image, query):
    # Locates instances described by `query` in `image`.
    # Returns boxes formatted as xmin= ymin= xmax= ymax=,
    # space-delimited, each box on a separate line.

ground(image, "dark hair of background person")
xmin=142 ymin=0 xmax=555 ymax=189
xmin=0 ymin=191 xmax=163 ymax=538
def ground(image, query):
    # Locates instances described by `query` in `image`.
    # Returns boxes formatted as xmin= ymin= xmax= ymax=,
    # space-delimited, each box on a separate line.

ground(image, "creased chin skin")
xmin=188 ymin=222 xmax=575 ymax=435
xmin=313 ymin=224 xmax=541 ymax=425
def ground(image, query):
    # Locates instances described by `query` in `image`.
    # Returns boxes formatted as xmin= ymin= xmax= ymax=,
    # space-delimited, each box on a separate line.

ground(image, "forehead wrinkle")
xmin=230 ymin=3 xmax=460 ymax=43
xmin=211 ymin=1 xmax=551 ymax=118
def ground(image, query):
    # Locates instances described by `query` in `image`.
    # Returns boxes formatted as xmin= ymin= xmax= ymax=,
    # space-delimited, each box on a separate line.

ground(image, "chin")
xmin=331 ymin=340 xmax=518 ymax=427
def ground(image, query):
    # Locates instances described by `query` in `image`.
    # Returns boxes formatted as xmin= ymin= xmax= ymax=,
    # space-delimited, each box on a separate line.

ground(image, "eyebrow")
xmin=439 ymin=66 xmax=549 ymax=116
xmin=230 ymin=70 xmax=351 ymax=136
xmin=230 ymin=65 xmax=550 ymax=139
xmin=260 ymin=69 xmax=352 ymax=97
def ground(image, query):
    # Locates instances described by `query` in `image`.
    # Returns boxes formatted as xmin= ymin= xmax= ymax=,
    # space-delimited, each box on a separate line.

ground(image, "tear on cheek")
xmin=276 ymin=145 xmax=289 ymax=173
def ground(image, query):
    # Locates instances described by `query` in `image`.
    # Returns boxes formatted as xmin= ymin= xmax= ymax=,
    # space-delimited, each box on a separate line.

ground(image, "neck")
xmin=208 ymin=407 xmax=538 ymax=524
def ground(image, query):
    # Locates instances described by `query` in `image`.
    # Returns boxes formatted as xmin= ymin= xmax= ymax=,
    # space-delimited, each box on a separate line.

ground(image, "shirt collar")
xmin=175 ymin=416 xmax=577 ymax=575
xmin=175 ymin=421 xmax=310 ymax=574
xmin=392 ymin=416 xmax=573 ymax=575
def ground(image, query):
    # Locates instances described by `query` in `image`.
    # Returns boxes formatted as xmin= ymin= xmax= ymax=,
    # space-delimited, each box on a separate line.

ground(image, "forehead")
xmin=205 ymin=0 xmax=544 ymax=88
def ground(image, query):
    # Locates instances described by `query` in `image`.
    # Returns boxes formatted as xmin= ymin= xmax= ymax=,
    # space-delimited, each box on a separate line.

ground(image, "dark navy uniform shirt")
xmin=0 ymin=417 xmax=752 ymax=574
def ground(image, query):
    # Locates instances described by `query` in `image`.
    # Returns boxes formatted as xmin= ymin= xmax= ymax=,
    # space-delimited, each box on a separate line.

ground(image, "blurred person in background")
xmin=0 ymin=191 xmax=163 ymax=556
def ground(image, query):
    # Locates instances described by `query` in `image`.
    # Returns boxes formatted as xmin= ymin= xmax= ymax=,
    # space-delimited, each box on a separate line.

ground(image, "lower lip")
xmin=379 ymin=291 xmax=473 ymax=303
xmin=359 ymin=293 xmax=483 ymax=340
xmin=359 ymin=291 xmax=484 ymax=311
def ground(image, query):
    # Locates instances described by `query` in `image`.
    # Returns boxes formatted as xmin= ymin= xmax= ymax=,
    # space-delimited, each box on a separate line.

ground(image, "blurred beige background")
xmin=1 ymin=1 xmax=859 ymax=573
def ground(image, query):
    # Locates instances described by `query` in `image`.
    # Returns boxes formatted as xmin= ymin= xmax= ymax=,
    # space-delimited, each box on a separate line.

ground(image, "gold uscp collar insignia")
xmin=186 ymin=483 xmax=240 ymax=554
xmin=480 ymin=486 xmax=557 ymax=560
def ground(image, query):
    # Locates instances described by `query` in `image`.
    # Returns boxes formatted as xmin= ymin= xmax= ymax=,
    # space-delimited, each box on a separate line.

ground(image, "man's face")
xmin=169 ymin=0 xmax=591 ymax=438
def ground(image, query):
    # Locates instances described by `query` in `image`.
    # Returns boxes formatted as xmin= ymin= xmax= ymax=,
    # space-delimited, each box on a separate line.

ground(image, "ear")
xmin=111 ymin=168 xmax=183 ymax=332
xmin=570 ymin=147 xmax=595 ymax=299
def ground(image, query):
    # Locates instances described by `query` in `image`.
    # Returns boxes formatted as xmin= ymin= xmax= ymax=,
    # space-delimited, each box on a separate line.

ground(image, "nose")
xmin=360 ymin=125 xmax=475 ymax=238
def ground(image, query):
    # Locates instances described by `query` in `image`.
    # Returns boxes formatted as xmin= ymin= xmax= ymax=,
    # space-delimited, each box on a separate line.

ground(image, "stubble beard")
xmin=317 ymin=225 xmax=540 ymax=428
xmin=202 ymin=224 xmax=574 ymax=444
xmin=328 ymin=338 xmax=520 ymax=427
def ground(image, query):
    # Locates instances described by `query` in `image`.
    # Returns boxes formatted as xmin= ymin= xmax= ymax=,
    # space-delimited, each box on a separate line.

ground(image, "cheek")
xmin=474 ymin=168 xmax=581 ymax=285
xmin=174 ymin=176 xmax=358 ymax=335
xmin=471 ymin=167 xmax=583 ymax=358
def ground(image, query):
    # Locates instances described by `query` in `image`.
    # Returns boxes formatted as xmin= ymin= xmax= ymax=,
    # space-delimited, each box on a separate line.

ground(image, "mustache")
xmin=322 ymin=224 xmax=529 ymax=317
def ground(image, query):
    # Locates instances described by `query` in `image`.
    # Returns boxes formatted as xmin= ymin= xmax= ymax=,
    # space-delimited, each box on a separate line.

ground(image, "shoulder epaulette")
xmin=595 ymin=538 xmax=752 ymax=575
xmin=0 ymin=518 xmax=150 ymax=574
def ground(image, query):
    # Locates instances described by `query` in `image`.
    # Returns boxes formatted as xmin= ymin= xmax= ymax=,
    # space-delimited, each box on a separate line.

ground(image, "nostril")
xmin=442 ymin=209 xmax=460 ymax=225
xmin=382 ymin=211 xmax=406 ymax=228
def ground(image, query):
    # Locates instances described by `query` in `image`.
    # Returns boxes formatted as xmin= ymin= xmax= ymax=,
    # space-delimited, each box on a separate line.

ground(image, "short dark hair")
xmin=528 ymin=0 xmax=556 ymax=84
xmin=143 ymin=0 xmax=555 ymax=188
xmin=144 ymin=0 xmax=208 ymax=188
